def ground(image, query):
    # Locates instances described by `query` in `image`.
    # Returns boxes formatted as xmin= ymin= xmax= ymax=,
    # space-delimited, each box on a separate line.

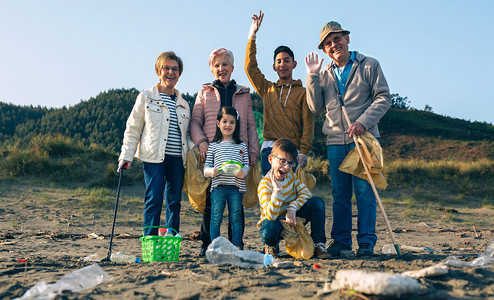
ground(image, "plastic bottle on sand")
xmin=110 ymin=251 xmax=140 ymax=263
xmin=382 ymin=244 xmax=398 ymax=254
xmin=206 ymin=236 xmax=274 ymax=268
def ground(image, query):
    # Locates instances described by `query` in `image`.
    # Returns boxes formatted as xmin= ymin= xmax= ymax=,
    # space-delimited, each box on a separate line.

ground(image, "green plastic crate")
xmin=140 ymin=226 xmax=182 ymax=262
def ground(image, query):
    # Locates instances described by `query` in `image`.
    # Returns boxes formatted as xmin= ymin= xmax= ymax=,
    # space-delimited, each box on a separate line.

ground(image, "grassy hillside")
xmin=379 ymin=109 xmax=493 ymax=160
xmin=1 ymin=88 xmax=492 ymax=161
xmin=1 ymin=90 xmax=492 ymax=208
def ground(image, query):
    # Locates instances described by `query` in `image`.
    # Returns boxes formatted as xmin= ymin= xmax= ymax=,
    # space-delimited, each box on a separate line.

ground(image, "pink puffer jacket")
xmin=190 ymin=83 xmax=259 ymax=161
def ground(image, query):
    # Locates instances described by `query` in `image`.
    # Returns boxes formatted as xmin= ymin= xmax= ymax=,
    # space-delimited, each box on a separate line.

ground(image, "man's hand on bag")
xmin=286 ymin=208 xmax=297 ymax=225
xmin=345 ymin=121 xmax=365 ymax=138
xmin=305 ymin=52 xmax=324 ymax=75
xmin=297 ymin=154 xmax=308 ymax=169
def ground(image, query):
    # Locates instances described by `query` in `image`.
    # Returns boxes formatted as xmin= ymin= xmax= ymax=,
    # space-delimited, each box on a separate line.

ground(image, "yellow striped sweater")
xmin=257 ymin=170 xmax=311 ymax=227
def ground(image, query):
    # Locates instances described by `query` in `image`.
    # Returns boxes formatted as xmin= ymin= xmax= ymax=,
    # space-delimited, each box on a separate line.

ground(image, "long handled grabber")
xmin=339 ymin=103 xmax=401 ymax=255
xmin=105 ymin=163 xmax=128 ymax=261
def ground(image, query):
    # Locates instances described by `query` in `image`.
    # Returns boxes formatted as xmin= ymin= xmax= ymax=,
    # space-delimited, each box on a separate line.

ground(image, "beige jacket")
xmin=119 ymin=84 xmax=192 ymax=166
xmin=306 ymin=52 xmax=390 ymax=145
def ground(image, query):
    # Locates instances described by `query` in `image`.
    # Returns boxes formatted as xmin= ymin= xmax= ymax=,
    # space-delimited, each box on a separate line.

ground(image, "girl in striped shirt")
xmin=204 ymin=106 xmax=250 ymax=248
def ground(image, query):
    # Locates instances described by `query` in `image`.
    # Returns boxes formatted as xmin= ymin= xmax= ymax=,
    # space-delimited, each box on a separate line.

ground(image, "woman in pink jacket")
xmin=190 ymin=48 xmax=259 ymax=256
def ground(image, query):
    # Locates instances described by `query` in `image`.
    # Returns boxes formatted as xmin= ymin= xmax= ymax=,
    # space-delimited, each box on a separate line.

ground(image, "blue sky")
xmin=1 ymin=0 xmax=493 ymax=124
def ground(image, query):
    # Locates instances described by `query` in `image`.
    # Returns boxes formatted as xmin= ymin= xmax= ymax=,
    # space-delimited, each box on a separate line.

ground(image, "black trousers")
xmin=200 ymin=187 xmax=245 ymax=249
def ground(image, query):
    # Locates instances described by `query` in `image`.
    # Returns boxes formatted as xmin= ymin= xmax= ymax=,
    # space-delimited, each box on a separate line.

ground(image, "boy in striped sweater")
xmin=257 ymin=139 xmax=330 ymax=258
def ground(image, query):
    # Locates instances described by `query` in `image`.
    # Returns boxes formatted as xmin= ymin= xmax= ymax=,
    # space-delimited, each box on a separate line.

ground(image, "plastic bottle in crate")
xmin=164 ymin=228 xmax=174 ymax=237
xmin=110 ymin=251 xmax=141 ymax=263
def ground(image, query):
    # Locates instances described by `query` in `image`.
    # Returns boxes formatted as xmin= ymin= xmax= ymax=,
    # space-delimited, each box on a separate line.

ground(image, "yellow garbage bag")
xmin=280 ymin=217 xmax=314 ymax=259
xmin=296 ymin=167 xmax=317 ymax=191
xmin=242 ymin=165 xmax=262 ymax=208
xmin=339 ymin=131 xmax=388 ymax=190
xmin=184 ymin=148 xmax=211 ymax=213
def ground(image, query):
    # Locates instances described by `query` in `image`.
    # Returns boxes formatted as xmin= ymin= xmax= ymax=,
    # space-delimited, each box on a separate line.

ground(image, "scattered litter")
xmin=418 ymin=222 xmax=431 ymax=228
xmin=424 ymin=246 xmax=442 ymax=253
xmin=271 ymin=261 xmax=295 ymax=269
xmin=206 ymin=237 xmax=274 ymax=268
xmin=83 ymin=252 xmax=107 ymax=262
xmin=16 ymin=263 xmax=111 ymax=299
xmin=402 ymin=264 xmax=449 ymax=278
xmin=87 ymin=233 xmax=104 ymax=240
xmin=0 ymin=241 xmax=16 ymax=245
xmin=313 ymin=263 xmax=322 ymax=269
xmin=473 ymin=226 xmax=482 ymax=238
xmin=382 ymin=244 xmax=425 ymax=254
xmin=293 ymin=261 xmax=303 ymax=267
xmin=443 ymin=239 xmax=494 ymax=268
xmin=329 ymin=269 xmax=420 ymax=297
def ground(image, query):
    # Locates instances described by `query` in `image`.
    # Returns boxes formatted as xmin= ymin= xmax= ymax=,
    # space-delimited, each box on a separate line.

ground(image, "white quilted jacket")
xmin=119 ymin=84 xmax=192 ymax=166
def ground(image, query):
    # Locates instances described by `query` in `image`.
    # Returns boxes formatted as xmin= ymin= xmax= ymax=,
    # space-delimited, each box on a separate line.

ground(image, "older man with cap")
xmin=305 ymin=21 xmax=391 ymax=257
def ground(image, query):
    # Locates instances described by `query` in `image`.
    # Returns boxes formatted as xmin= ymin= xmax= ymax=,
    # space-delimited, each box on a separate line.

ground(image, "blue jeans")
xmin=260 ymin=147 xmax=272 ymax=176
xmin=210 ymin=185 xmax=243 ymax=247
xmin=261 ymin=147 xmax=297 ymax=176
xmin=259 ymin=196 xmax=327 ymax=247
xmin=142 ymin=156 xmax=184 ymax=236
xmin=327 ymin=143 xmax=377 ymax=248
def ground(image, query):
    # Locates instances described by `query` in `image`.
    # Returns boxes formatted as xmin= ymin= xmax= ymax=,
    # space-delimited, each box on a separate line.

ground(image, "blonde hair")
xmin=155 ymin=51 xmax=183 ymax=75
xmin=208 ymin=48 xmax=234 ymax=69
xmin=272 ymin=139 xmax=297 ymax=161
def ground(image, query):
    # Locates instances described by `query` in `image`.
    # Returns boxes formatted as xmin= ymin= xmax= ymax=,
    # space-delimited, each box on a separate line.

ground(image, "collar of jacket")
xmin=202 ymin=82 xmax=250 ymax=95
xmin=212 ymin=79 xmax=237 ymax=90
xmin=275 ymin=79 xmax=303 ymax=87
xmin=149 ymin=83 xmax=188 ymax=108
xmin=325 ymin=51 xmax=364 ymax=72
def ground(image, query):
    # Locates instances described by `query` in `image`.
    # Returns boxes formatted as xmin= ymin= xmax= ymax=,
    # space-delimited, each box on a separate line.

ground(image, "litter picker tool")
xmin=338 ymin=97 xmax=401 ymax=255
xmin=105 ymin=163 xmax=128 ymax=261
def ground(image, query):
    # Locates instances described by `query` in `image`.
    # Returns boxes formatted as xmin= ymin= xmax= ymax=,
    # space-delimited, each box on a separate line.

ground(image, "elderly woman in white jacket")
xmin=118 ymin=51 xmax=191 ymax=236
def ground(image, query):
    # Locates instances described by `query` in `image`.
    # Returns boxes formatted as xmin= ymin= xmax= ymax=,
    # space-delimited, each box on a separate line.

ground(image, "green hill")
xmin=1 ymin=88 xmax=492 ymax=160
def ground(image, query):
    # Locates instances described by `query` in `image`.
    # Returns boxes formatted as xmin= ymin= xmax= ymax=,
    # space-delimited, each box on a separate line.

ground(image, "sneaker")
xmin=199 ymin=247 xmax=207 ymax=257
xmin=264 ymin=245 xmax=278 ymax=258
xmin=314 ymin=243 xmax=331 ymax=259
xmin=327 ymin=240 xmax=352 ymax=257
xmin=356 ymin=243 xmax=374 ymax=257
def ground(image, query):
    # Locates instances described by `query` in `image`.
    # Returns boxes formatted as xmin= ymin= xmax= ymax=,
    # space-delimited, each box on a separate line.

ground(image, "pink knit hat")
xmin=209 ymin=48 xmax=234 ymax=69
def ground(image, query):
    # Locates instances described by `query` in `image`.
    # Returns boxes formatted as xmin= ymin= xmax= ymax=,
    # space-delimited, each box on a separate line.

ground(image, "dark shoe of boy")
xmin=199 ymin=247 xmax=207 ymax=257
xmin=264 ymin=245 xmax=278 ymax=258
xmin=314 ymin=243 xmax=331 ymax=259
xmin=327 ymin=239 xmax=352 ymax=257
xmin=356 ymin=243 xmax=374 ymax=257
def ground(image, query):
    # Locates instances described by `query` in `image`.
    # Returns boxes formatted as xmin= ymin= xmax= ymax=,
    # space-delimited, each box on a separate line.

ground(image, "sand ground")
xmin=1 ymin=181 xmax=493 ymax=299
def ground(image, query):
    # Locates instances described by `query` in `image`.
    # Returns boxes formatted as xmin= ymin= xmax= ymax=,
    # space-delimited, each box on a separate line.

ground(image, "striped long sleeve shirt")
xmin=204 ymin=141 xmax=250 ymax=193
xmin=257 ymin=170 xmax=311 ymax=227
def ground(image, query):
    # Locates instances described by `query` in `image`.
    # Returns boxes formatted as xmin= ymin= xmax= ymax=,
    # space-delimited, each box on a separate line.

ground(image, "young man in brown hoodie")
xmin=245 ymin=11 xmax=314 ymax=176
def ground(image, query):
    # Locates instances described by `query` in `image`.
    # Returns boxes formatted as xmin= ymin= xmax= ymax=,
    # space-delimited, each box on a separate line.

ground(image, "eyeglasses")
xmin=323 ymin=34 xmax=344 ymax=48
xmin=161 ymin=66 xmax=180 ymax=74
xmin=272 ymin=155 xmax=297 ymax=167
